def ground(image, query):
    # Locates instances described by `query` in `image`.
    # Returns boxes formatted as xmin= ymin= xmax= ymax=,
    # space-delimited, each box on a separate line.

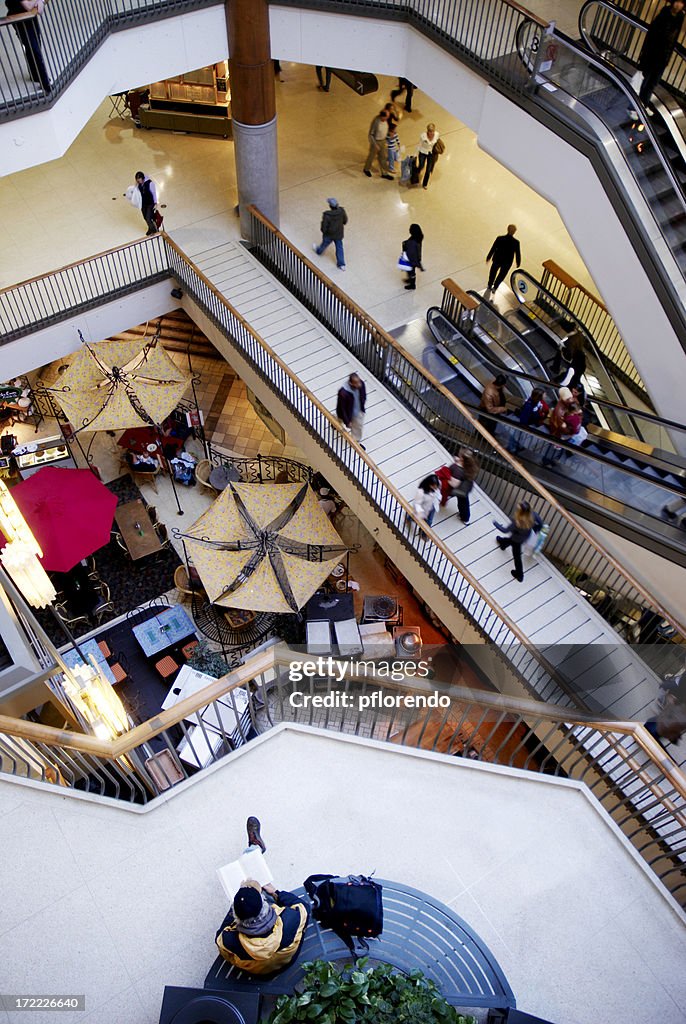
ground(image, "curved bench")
xmin=205 ymin=879 xmax=515 ymax=1011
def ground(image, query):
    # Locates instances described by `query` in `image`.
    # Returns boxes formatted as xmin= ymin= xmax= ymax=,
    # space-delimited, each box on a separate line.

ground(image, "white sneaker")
xmin=312 ymin=244 xmax=320 ymax=254
xmin=338 ymin=265 xmax=346 ymax=272
xmin=628 ymin=108 xmax=638 ymax=120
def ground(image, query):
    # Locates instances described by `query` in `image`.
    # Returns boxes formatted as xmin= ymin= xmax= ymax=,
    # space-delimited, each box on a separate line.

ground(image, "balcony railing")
xmin=1 ymin=642 xmax=683 ymax=905
xmin=2 ymin=230 xmax=683 ymax=699
xmin=0 ymin=0 xmax=217 ymax=117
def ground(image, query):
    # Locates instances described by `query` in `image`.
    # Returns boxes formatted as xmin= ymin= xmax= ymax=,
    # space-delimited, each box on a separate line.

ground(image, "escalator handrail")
xmin=507 ymin=267 xmax=626 ymax=404
xmin=515 ymin=17 xmax=686 ymax=224
xmin=457 ymin=290 xmax=686 ymax=438
xmin=427 ymin=310 xmax=686 ymax=506
xmin=579 ymin=0 xmax=686 ymax=78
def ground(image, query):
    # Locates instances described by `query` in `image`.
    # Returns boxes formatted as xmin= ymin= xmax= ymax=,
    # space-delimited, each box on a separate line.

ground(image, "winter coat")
xmin=640 ymin=7 xmax=684 ymax=71
xmin=321 ymin=206 xmax=348 ymax=241
xmin=402 ymin=236 xmax=423 ymax=268
xmin=336 ymin=381 xmax=366 ymax=426
xmin=480 ymin=380 xmax=507 ymax=416
xmin=216 ymin=890 xmax=308 ymax=975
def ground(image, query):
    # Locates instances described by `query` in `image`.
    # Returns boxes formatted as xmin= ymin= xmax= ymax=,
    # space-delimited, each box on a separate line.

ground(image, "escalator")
xmin=579 ymin=0 xmax=686 ymax=167
xmin=515 ymin=16 xmax=686 ymax=285
xmin=424 ymin=302 xmax=686 ymax=562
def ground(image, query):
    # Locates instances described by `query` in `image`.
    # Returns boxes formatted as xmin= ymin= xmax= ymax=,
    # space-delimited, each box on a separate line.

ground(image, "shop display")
xmin=139 ymin=63 xmax=232 ymax=137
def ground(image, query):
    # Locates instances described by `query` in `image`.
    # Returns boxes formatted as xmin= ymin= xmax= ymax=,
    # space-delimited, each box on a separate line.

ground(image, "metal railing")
xmin=206 ymin=446 xmax=312 ymax=484
xmin=540 ymin=258 xmax=648 ymax=398
xmin=579 ymin=0 xmax=686 ymax=102
xmin=2 ymin=229 xmax=683 ymax=697
xmin=246 ymin=207 xmax=686 ymax=662
xmin=0 ymin=0 xmax=216 ymax=117
xmin=0 ymin=234 xmax=169 ymax=343
xmin=1 ymin=645 xmax=683 ymax=904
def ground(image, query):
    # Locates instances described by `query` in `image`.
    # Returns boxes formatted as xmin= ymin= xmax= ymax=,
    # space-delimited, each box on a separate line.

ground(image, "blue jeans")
xmin=316 ymin=237 xmax=345 ymax=267
xmin=426 ymin=507 xmax=436 ymax=526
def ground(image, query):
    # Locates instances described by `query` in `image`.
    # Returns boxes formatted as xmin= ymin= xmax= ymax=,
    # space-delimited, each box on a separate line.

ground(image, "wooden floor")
xmin=178 ymin=238 xmax=661 ymax=722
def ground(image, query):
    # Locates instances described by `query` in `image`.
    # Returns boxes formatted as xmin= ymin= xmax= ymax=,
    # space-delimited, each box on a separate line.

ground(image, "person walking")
xmin=312 ymin=197 xmax=348 ymax=271
xmin=336 ymin=372 xmax=366 ymax=443
xmin=6 ymin=0 xmax=50 ymax=92
xmin=412 ymin=474 xmax=441 ymax=526
xmin=494 ymin=500 xmax=542 ymax=582
xmin=478 ymin=374 xmax=508 ymax=435
xmin=416 ymin=123 xmax=439 ymax=189
xmin=486 ymin=224 xmax=521 ymax=292
xmin=215 ymin=817 xmax=309 ymax=975
xmin=437 ymin=448 xmax=480 ymax=523
xmin=634 ymin=1 xmax=685 ymax=112
xmin=134 ymin=171 xmax=160 ymax=236
xmin=391 ymin=77 xmax=415 ymax=112
xmin=364 ymin=110 xmax=393 ymax=178
xmin=401 ymin=223 xmax=424 ymax=290
xmin=315 ymin=66 xmax=332 ymax=91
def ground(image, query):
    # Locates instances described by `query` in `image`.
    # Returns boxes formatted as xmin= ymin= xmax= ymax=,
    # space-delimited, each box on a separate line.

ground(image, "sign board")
xmin=331 ymin=69 xmax=378 ymax=96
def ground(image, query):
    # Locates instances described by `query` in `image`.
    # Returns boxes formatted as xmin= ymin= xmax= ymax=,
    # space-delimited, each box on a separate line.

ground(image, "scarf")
xmin=231 ymin=896 xmax=277 ymax=936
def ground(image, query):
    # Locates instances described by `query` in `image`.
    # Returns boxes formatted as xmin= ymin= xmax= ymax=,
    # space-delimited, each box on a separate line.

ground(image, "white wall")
xmin=1 ymin=3 xmax=684 ymax=421
xmin=2 ymin=280 xmax=178 ymax=379
xmin=0 ymin=6 xmax=228 ymax=175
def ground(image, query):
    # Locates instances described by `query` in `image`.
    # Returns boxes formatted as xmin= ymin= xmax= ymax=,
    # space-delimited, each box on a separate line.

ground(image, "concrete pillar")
xmin=225 ymin=0 xmax=279 ymax=240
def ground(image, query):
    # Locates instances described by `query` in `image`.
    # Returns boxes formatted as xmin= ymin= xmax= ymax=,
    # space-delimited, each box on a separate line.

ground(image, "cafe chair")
xmin=155 ymin=655 xmax=179 ymax=680
xmin=155 ymin=522 xmax=170 ymax=549
xmin=145 ymin=504 xmax=158 ymax=525
xmin=174 ymin=564 xmax=195 ymax=600
xmin=98 ymin=640 xmax=112 ymax=658
xmin=130 ymin=464 xmax=160 ymax=493
xmin=54 ymin=602 xmax=90 ymax=631
xmin=195 ymin=459 xmax=217 ymax=496
xmin=109 ymin=662 xmax=128 ymax=685
xmin=181 ymin=639 xmax=199 ymax=660
xmin=93 ymin=581 xmax=115 ymax=624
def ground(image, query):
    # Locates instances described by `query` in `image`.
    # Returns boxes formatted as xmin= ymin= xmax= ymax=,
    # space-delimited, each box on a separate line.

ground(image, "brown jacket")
xmin=479 ymin=381 xmax=507 ymax=416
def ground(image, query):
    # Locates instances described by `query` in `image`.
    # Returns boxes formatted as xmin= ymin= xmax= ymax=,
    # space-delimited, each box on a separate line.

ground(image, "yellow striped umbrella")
xmin=184 ymin=481 xmax=346 ymax=613
xmin=50 ymin=338 xmax=190 ymax=433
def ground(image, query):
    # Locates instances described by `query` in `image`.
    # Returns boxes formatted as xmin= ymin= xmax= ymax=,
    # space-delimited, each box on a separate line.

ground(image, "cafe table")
xmin=132 ymin=605 xmax=196 ymax=658
xmin=62 ymin=638 xmax=116 ymax=685
xmin=114 ymin=499 xmax=162 ymax=560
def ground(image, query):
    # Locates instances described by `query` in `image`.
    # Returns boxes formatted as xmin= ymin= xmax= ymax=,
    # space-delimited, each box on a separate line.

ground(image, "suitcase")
xmin=410 ymin=156 xmax=420 ymax=185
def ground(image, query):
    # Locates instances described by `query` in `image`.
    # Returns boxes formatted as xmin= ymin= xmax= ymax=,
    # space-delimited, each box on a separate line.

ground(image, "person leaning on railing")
xmin=5 ymin=0 xmax=50 ymax=93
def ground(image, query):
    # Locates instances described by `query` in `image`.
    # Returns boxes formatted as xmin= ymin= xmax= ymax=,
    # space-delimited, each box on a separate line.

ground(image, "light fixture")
xmin=0 ymin=480 xmax=56 ymax=609
xmin=62 ymin=660 xmax=129 ymax=738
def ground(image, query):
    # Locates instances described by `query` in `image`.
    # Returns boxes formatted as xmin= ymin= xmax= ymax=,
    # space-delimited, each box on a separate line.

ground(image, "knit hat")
xmin=558 ymin=387 xmax=573 ymax=402
xmin=327 ymin=197 xmax=338 ymax=208
xmin=233 ymin=885 xmax=263 ymax=920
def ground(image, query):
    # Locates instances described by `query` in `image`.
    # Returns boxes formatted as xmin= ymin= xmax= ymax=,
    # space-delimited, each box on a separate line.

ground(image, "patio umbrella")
xmin=7 ymin=466 xmax=118 ymax=573
xmin=50 ymin=337 xmax=190 ymax=434
xmin=184 ymin=482 xmax=346 ymax=613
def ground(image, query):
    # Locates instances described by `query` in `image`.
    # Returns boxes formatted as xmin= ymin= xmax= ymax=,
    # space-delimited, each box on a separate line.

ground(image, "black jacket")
xmin=640 ymin=7 xmax=684 ymax=70
xmin=336 ymin=380 xmax=366 ymax=425
xmin=487 ymin=234 xmax=521 ymax=268
xmin=321 ymin=207 xmax=348 ymax=241
xmin=402 ymin=236 xmax=423 ymax=268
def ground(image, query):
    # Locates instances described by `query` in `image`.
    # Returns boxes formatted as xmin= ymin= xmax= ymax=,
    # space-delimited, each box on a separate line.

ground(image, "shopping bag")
xmin=125 ymin=184 xmax=142 ymax=209
xmin=154 ymin=209 xmax=164 ymax=230
xmin=397 ymin=251 xmax=412 ymax=271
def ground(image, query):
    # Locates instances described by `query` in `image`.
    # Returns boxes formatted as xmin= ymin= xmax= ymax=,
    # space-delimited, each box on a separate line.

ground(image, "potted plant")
xmin=266 ymin=958 xmax=478 ymax=1023
xmin=186 ymin=639 xmax=232 ymax=679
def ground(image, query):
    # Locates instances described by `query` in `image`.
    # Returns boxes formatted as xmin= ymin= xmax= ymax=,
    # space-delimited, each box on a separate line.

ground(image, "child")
xmin=386 ymin=125 xmax=400 ymax=174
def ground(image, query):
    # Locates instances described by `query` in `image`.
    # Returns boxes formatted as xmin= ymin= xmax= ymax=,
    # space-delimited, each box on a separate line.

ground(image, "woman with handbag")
xmin=416 ymin=123 xmax=440 ymax=189
xmin=494 ymin=500 xmax=542 ymax=583
xmin=400 ymin=223 xmax=424 ymax=290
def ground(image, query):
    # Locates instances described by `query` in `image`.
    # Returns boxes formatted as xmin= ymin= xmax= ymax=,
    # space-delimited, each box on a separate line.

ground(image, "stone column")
xmin=226 ymin=0 xmax=279 ymax=241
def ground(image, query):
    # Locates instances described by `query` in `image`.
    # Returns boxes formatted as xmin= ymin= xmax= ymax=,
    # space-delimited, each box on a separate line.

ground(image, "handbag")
xmin=398 ymin=251 xmax=413 ymax=271
xmin=153 ymin=209 xmax=164 ymax=230
xmin=433 ymin=137 xmax=445 ymax=155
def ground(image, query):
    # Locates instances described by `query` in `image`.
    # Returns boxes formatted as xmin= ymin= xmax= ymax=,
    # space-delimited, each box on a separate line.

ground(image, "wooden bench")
xmin=205 ymin=879 xmax=515 ymax=1011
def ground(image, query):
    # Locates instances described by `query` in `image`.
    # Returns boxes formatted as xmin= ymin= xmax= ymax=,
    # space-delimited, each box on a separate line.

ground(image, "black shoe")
xmin=404 ymin=283 xmax=416 ymax=290
xmin=381 ymin=174 xmax=394 ymax=180
xmin=359 ymin=443 xmax=366 ymax=451
xmin=246 ymin=815 xmax=266 ymax=852
xmin=363 ymin=170 xmax=372 ymax=177
xmin=496 ymin=537 xmax=507 ymax=550
xmin=511 ymin=570 xmax=523 ymax=582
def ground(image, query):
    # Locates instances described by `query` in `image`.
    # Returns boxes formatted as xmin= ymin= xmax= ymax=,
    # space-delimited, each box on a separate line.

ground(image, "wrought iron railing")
xmin=0 ymin=235 xmax=169 ymax=343
xmin=0 ymin=645 xmax=683 ymax=904
xmin=0 ymin=0 xmax=216 ymax=117
xmin=206 ymin=446 xmax=312 ymax=484
xmin=246 ymin=208 xmax=686 ymax=670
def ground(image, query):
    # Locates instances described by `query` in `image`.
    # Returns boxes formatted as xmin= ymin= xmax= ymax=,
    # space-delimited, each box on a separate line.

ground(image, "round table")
xmin=209 ymin=464 xmax=240 ymax=490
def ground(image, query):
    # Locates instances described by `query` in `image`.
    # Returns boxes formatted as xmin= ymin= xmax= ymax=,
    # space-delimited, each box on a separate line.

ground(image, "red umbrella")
xmin=8 ymin=467 xmax=118 ymax=573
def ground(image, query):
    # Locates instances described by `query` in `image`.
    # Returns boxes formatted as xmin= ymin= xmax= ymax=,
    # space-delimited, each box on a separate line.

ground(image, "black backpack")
xmin=304 ymin=874 xmax=383 ymax=954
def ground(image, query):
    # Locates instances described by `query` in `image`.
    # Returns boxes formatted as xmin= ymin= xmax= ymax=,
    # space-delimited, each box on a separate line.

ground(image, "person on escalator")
xmin=541 ymin=387 xmax=581 ymax=466
xmin=631 ymin=0 xmax=685 ymax=115
xmin=551 ymin=331 xmax=587 ymax=392
xmin=507 ymin=387 xmax=549 ymax=454
xmin=478 ymin=374 xmax=508 ymax=436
